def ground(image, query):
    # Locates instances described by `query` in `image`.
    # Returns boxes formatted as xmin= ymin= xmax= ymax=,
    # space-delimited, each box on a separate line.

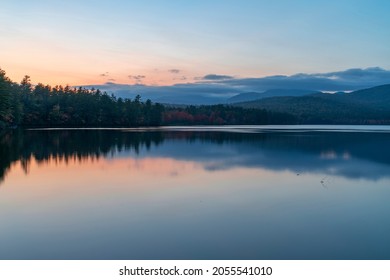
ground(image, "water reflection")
xmin=1 ymin=127 xmax=390 ymax=260
xmin=1 ymin=128 xmax=390 ymax=184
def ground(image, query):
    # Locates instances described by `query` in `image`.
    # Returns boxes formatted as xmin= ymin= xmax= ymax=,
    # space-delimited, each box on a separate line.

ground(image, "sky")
xmin=1 ymin=0 xmax=390 ymax=88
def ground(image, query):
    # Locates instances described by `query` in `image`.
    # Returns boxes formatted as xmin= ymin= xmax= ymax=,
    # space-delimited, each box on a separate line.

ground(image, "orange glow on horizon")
xmin=1 ymin=49 xmax=271 ymax=87
xmin=1 ymin=64 xmax=193 ymax=87
xmin=0 ymin=40 xmax=200 ymax=87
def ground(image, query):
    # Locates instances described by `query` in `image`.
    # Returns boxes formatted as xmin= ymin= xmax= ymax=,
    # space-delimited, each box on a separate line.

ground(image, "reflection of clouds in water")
xmin=145 ymin=139 xmax=390 ymax=181
xmin=320 ymin=150 xmax=338 ymax=160
xmin=343 ymin=152 xmax=351 ymax=160
xmin=2 ymin=129 xmax=390 ymax=184
xmin=320 ymin=150 xmax=351 ymax=160
xmin=121 ymin=157 xmax=199 ymax=177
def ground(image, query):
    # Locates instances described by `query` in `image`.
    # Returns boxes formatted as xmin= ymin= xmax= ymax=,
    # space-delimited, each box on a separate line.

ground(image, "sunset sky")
xmin=1 ymin=0 xmax=390 ymax=86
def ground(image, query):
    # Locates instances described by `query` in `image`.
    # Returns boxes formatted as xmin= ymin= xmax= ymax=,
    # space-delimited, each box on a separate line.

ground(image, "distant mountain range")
xmin=233 ymin=84 xmax=390 ymax=124
xmin=226 ymin=89 xmax=319 ymax=103
xmin=84 ymin=81 xmax=390 ymax=124
xmin=82 ymin=67 xmax=390 ymax=105
xmin=87 ymin=83 xmax=235 ymax=105
xmin=94 ymin=84 xmax=327 ymax=105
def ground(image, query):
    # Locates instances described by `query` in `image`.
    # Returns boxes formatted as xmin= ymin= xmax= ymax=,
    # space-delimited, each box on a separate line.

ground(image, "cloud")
xmin=168 ymin=69 xmax=180 ymax=74
xmin=128 ymin=75 xmax=146 ymax=84
xmin=100 ymin=72 xmax=109 ymax=77
xmin=84 ymin=67 xmax=390 ymax=104
xmin=219 ymin=67 xmax=390 ymax=91
xmin=108 ymin=78 xmax=116 ymax=82
xmin=202 ymin=74 xmax=234 ymax=80
xmin=128 ymin=75 xmax=145 ymax=79
xmin=173 ymin=76 xmax=187 ymax=81
xmin=318 ymin=67 xmax=390 ymax=82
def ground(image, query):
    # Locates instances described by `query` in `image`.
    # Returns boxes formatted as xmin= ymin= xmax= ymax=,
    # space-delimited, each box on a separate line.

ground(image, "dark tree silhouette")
xmin=0 ymin=68 xmax=296 ymax=129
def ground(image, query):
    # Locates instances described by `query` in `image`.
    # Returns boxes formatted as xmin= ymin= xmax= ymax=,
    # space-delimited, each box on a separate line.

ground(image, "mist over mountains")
xmin=226 ymin=89 xmax=319 ymax=103
xmin=84 ymin=67 xmax=390 ymax=105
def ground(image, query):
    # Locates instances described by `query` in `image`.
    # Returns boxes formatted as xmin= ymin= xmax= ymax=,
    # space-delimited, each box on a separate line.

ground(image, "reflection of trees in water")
xmin=0 ymin=129 xmax=165 ymax=183
xmin=1 ymin=129 xmax=390 ymax=184
xmin=163 ymin=130 xmax=390 ymax=167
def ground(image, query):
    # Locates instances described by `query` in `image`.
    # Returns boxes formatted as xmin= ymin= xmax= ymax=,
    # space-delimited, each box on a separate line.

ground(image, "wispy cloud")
xmin=100 ymin=72 xmax=109 ymax=77
xmin=218 ymin=67 xmax=390 ymax=91
xmin=173 ymin=76 xmax=187 ymax=81
xmin=201 ymin=74 xmax=234 ymax=81
xmin=128 ymin=75 xmax=146 ymax=84
xmin=168 ymin=69 xmax=181 ymax=74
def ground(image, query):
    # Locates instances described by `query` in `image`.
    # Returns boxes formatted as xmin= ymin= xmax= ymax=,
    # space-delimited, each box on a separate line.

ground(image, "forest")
xmin=0 ymin=68 xmax=294 ymax=129
xmin=236 ymin=84 xmax=390 ymax=124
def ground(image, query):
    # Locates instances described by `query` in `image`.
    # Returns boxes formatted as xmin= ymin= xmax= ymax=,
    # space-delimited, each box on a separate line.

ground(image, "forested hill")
xmin=0 ymin=68 xmax=294 ymax=128
xmin=235 ymin=84 xmax=390 ymax=124
xmin=1 ymin=68 xmax=390 ymax=127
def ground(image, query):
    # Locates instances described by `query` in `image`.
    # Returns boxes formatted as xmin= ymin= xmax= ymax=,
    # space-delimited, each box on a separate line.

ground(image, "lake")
xmin=1 ymin=125 xmax=390 ymax=260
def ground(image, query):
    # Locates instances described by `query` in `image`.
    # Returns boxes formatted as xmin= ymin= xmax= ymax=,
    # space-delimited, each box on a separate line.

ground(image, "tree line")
xmin=0 ymin=68 xmax=295 ymax=129
xmin=0 ymin=69 xmax=164 ymax=128
xmin=163 ymin=104 xmax=294 ymax=125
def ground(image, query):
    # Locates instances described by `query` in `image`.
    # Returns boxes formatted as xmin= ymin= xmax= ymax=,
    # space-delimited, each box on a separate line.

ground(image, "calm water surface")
xmin=1 ymin=125 xmax=390 ymax=259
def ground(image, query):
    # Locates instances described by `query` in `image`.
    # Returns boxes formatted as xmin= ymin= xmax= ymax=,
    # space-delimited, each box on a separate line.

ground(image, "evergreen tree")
xmin=0 ymin=69 xmax=13 ymax=127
